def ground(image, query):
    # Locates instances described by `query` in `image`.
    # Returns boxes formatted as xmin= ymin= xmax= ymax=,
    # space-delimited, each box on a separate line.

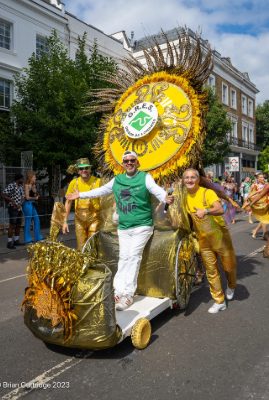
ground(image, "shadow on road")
xmin=34 ymin=252 xmax=262 ymax=357
xmin=184 ymin=253 xmax=259 ymax=315
xmin=44 ymin=306 xmax=180 ymax=359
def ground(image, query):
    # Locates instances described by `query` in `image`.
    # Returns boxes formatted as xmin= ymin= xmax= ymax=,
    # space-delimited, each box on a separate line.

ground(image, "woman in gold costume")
xmin=244 ymin=182 xmax=269 ymax=232
xmin=183 ymin=168 xmax=237 ymax=314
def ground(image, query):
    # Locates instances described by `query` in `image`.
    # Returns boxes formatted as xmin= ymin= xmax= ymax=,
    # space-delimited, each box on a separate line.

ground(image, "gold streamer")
xmin=22 ymin=241 xmax=91 ymax=340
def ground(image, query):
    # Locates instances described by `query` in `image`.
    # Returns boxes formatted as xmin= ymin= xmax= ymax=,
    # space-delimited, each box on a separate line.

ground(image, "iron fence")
xmin=0 ymin=165 xmax=56 ymax=233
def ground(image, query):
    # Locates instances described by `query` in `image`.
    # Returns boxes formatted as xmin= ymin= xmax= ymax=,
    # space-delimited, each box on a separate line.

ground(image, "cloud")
xmin=64 ymin=0 xmax=269 ymax=103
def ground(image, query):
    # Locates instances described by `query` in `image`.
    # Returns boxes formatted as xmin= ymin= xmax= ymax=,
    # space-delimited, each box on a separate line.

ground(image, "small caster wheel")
xmin=131 ymin=318 xmax=151 ymax=349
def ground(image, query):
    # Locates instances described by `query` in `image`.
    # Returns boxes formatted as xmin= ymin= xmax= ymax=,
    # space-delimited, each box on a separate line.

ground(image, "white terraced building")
xmin=0 ymin=0 xmax=129 ymax=113
xmin=0 ymin=1 xmax=260 ymax=182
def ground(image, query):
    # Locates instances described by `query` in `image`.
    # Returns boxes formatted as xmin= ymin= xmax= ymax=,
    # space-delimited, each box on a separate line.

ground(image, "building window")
xmin=230 ymin=89 xmax=237 ymax=109
xmin=208 ymin=74 xmax=215 ymax=89
xmin=227 ymin=115 xmax=238 ymax=141
xmin=222 ymin=83 xmax=228 ymax=105
xmin=241 ymin=95 xmax=247 ymax=114
xmin=0 ymin=78 xmax=11 ymax=108
xmin=242 ymin=123 xmax=248 ymax=142
xmin=0 ymin=19 xmax=12 ymax=50
xmin=249 ymin=124 xmax=254 ymax=143
xmin=248 ymin=99 xmax=253 ymax=118
xmin=36 ymin=34 xmax=49 ymax=58
xmin=242 ymin=159 xmax=255 ymax=168
xmin=231 ymin=119 xmax=237 ymax=138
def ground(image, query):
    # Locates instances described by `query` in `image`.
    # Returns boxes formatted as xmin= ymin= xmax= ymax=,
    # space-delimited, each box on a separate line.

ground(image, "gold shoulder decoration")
xmin=86 ymin=28 xmax=213 ymax=180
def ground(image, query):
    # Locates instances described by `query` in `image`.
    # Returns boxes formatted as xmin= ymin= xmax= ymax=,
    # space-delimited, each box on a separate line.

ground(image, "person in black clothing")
xmin=2 ymin=174 xmax=24 ymax=249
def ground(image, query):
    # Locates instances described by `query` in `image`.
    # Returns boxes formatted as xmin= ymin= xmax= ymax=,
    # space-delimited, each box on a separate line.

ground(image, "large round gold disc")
xmin=103 ymin=72 xmax=203 ymax=177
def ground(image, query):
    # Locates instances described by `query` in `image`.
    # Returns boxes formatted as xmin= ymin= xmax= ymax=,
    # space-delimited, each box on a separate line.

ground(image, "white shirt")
xmin=79 ymin=173 xmax=167 ymax=203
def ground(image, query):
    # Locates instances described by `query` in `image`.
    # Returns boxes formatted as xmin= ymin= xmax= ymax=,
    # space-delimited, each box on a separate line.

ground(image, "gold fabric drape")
xmin=23 ymin=241 xmax=122 ymax=350
xmin=251 ymin=197 xmax=269 ymax=224
xmin=23 ymin=184 xmax=197 ymax=349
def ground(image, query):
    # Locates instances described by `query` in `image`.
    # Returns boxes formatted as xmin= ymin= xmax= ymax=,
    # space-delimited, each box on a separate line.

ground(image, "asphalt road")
xmin=0 ymin=216 xmax=268 ymax=400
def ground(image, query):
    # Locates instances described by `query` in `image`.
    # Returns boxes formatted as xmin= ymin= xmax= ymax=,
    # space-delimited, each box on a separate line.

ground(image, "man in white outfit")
xmin=66 ymin=150 xmax=174 ymax=310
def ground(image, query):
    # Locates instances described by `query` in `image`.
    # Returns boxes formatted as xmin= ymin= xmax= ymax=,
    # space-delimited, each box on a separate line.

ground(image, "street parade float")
xmin=23 ymin=28 xmax=214 ymax=350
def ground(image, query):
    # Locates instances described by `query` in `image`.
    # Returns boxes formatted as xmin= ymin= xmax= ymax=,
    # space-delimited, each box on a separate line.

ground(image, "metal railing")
xmin=0 ymin=166 xmax=55 ymax=233
xmin=227 ymin=136 xmax=261 ymax=151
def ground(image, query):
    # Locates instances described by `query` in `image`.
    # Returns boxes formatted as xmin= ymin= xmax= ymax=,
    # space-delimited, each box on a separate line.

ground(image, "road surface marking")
xmin=241 ymin=246 xmax=264 ymax=260
xmin=2 ymin=352 xmax=92 ymax=399
xmin=0 ymin=274 xmax=27 ymax=284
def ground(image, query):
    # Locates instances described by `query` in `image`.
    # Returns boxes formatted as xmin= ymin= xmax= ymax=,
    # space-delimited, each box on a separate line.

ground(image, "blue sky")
xmin=64 ymin=0 xmax=269 ymax=103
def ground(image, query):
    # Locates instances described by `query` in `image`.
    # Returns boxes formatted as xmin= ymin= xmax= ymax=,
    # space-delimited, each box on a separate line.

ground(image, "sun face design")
xmin=89 ymin=29 xmax=213 ymax=180
xmin=103 ymin=72 xmax=203 ymax=178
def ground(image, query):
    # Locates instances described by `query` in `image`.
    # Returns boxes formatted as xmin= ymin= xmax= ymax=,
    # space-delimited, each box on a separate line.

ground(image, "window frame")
xmin=36 ymin=34 xmax=49 ymax=58
xmin=208 ymin=74 xmax=216 ymax=90
xmin=242 ymin=122 xmax=248 ymax=142
xmin=230 ymin=88 xmax=237 ymax=109
xmin=241 ymin=94 xmax=247 ymax=115
xmin=222 ymin=82 xmax=229 ymax=105
xmin=248 ymin=99 xmax=254 ymax=118
xmin=228 ymin=115 xmax=238 ymax=139
xmin=0 ymin=78 xmax=12 ymax=109
xmin=0 ymin=18 xmax=12 ymax=51
xmin=249 ymin=124 xmax=254 ymax=143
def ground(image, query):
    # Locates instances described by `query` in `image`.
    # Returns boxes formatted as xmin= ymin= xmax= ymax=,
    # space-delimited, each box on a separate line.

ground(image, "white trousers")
xmin=114 ymin=225 xmax=154 ymax=297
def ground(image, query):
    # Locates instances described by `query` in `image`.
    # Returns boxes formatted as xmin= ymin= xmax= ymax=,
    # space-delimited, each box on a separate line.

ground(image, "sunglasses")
xmin=123 ymin=159 xmax=137 ymax=164
xmin=79 ymin=167 xmax=90 ymax=171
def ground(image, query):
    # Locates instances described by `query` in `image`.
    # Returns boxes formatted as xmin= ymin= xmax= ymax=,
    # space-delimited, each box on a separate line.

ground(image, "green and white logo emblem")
xmin=123 ymin=102 xmax=158 ymax=138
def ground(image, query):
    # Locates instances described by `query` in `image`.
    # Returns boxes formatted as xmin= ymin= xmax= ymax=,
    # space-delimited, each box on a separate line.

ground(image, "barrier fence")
xmin=0 ymin=166 xmax=56 ymax=233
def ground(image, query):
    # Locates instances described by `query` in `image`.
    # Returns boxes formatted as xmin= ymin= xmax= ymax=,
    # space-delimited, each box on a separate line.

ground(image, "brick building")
xmin=113 ymin=28 xmax=260 ymax=182
xmin=208 ymin=50 xmax=259 ymax=181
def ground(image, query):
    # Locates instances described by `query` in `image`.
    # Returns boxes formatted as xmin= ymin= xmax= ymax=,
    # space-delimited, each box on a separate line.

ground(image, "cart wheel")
xmin=176 ymin=237 xmax=197 ymax=310
xmin=131 ymin=318 xmax=151 ymax=349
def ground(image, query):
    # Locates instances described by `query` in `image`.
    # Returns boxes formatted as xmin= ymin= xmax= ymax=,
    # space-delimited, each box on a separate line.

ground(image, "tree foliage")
xmin=8 ymin=31 xmax=116 ymax=174
xmin=3 ymin=40 xmax=232 ymax=177
xmin=202 ymin=88 xmax=231 ymax=167
xmin=258 ymin=145 xmax=269 ymax=172
xmin=0 ymin=112 xmax=17 ymax=164
xmin=256 ymin=100 xmax=269 ymax=147
xmin=255 ymin=100 xmax=269 ymax=171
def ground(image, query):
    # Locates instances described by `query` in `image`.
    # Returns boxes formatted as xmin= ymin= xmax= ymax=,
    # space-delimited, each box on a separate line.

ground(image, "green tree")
xmin=256 ymin=100 xmax=269 ymax=147
xmin=0 ymin=112 xmax=17 ymax=164
xmin=202 ymin=88 xmax=231 ymax=167
xmin=8 ymin=31 xmax=116 ymax=189
xmin=258 ymin=146 xmax=269 ymax=172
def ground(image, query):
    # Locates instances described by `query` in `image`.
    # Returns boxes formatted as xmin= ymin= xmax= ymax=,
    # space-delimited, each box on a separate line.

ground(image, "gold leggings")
xmin=199 ymin=228 xmax=237 ymax=304
xmin=75 ymin=208 xmax=100 ymax=250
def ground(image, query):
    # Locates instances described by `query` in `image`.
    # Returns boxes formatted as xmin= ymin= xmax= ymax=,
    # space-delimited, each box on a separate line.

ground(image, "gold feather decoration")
xmin=84 ymin=27 xmax=213 ymax=181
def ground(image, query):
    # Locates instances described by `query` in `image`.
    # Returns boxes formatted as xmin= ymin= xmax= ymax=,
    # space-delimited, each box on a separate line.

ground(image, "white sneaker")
xmin=114 ymin=294 xmax=122 ymax=309
xmin=115 ymin=295 xmax=133 ymax=311
xmin=225 ymin=286 xmax=235 ymax=300
xmin=208 ymin=302 xmax=227 ymax=314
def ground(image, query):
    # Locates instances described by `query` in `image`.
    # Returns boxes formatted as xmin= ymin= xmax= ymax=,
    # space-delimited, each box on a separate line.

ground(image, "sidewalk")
xmin=0 ymin=222 xmax=77 ymax=255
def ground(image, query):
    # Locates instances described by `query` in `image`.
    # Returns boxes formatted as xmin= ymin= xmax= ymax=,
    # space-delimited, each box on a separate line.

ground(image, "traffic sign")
xmin=228 ymin=157 xmax=239 ymax=172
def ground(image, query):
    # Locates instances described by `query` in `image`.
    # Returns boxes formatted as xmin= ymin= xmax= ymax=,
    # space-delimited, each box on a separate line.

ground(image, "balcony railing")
xmin=227 ymin=136 xmax=261 ymax=151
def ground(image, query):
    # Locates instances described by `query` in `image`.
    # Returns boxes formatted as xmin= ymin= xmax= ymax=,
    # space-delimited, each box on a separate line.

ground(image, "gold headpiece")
xmin=85 ymin=28 xmax=213 ymax=181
